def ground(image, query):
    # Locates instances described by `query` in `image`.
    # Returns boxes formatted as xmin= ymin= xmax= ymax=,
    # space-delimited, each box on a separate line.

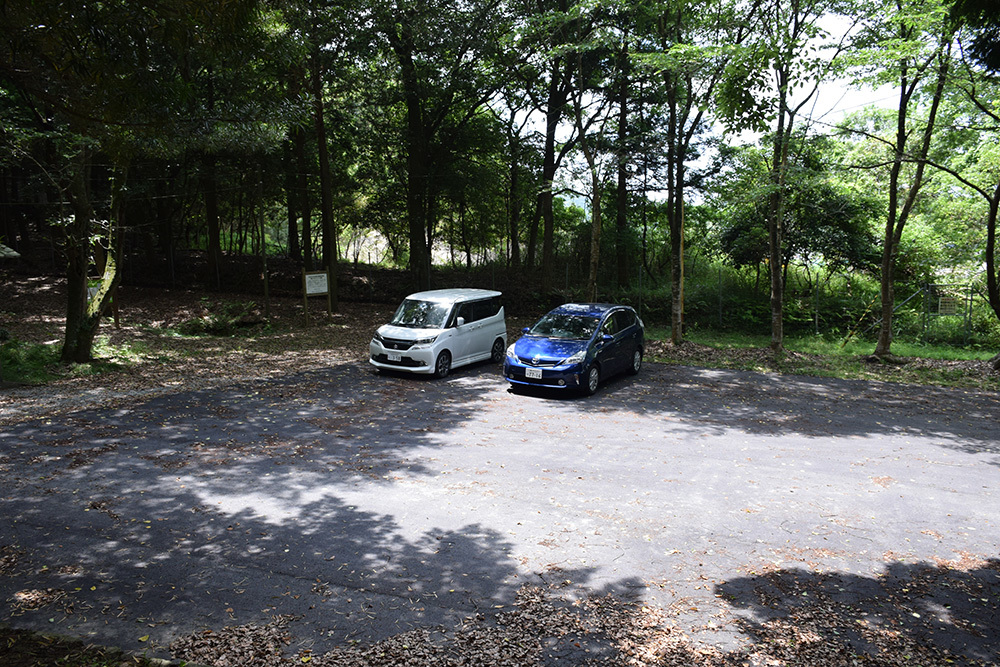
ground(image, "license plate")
xmin=525 ymin=367 xmax=542 ymax=379
xmin=388 ymin=352 xmax=402 ymax=362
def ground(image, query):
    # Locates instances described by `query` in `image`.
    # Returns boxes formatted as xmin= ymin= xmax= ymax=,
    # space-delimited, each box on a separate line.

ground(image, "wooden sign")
xmin=302 ymin=269 xmax=332 ymax=324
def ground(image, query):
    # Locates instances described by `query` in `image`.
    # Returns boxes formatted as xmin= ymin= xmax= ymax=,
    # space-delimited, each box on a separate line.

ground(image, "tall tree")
xmin=718 ymin=0 xmax=851 ymax=352
xmin=921 ymin=21 xmax=999 ymax=366
xmin=569 ymin=53 xmax=616 ymax=301
xmin=641 ymin=0 xmax=758 ymax=344
xmin=952 ymin=0 xmax=1000 ymax=353
xmin=0 ymin=0 xmax=290 ymax=361
xmin=847 ymin=0 xmax=953 ymax=358
xmin=377 ymin=0 xmax=511 ymax=290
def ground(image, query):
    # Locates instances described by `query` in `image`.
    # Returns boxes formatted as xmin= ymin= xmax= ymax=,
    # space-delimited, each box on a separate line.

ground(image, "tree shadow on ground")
xmin=0 ymin=360 xmax=651 ymax=662
xmin=566 ymin=363 xmax=1000 ymax=460
xmin=2 ymin=358 xmax=998 ymax=665
xmin=717 ymin=558 xmax=1000 ymax=666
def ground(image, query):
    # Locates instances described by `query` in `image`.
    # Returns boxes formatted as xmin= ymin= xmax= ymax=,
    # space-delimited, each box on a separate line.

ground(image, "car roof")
xmin=551 ymin=303 xmax=630 ymax=318
xmin=404 ymin=288 xmax=502 ymax=304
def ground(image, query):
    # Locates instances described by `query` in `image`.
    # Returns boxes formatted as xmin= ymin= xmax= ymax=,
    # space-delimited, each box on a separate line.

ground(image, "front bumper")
xmin=369 ymin=340 xmax=436 ymax=374
xmin=503 ymin=359 xmax=585 ymax=389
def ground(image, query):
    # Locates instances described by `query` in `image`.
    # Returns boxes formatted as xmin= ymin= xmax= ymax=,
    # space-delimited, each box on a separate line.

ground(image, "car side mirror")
xmin=522 ymin=327 xmax=530 ymax=334
xmin=601 ymin=334 xmax=613 ymax=344
xmin=456 ymin=316 xmax=466 ymax=327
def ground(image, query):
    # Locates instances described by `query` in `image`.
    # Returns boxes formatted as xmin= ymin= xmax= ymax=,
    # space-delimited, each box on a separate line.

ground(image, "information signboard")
xmin=302 ymin=269 xmax=332 ymax=324
xmin=304 ymin=271 xmax=329 ymax=296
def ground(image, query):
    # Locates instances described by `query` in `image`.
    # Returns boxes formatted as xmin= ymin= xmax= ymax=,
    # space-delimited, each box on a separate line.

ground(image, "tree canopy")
xmin=1 ymin=0 xmax=998 ymax=360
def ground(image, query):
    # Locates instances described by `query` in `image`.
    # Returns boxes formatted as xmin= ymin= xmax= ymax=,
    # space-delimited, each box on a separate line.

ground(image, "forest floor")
xmin=1 ymin=274 xmax=999 ymax=667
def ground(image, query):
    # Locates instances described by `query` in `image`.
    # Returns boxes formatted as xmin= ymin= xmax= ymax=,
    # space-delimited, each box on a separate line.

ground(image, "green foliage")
xmin=0 ymin=337 xmax=60 ymax=384
xmin=1 ymin=0 xmax=998 ymax=357
xmin=610 ymin=253 xmax=1000 ymax=353
xmin=953 ymin=0 xmax=1000 ymax=71
xmin=713 ymin=136 xmax=883 ymax=278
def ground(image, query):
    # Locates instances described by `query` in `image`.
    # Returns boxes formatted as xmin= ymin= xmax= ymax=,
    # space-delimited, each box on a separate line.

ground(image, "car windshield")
xmin=390 ymin=299 xmax=451 ymax=329
xmin=528 ymin=312 xmax=600 ymax=340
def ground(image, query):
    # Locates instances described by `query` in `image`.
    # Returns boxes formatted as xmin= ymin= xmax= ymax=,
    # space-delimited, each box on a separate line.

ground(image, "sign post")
xmin=302 ymin=269 xmax=332 ymax=325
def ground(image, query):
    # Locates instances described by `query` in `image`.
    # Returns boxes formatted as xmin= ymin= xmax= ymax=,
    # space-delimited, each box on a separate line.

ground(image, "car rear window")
xmin=455 ymin=297 xmax=501 ymax=325
xmin=614 ymin=310 xmax=636 ymax=331
xmin=473 ymin=297 xmax=501 ymax=321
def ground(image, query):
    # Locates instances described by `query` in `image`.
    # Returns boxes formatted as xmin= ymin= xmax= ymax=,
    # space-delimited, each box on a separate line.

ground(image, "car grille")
xmin=379 ymin=337 xmax=414 ymax=351
xmin=518 ymin=356 xmax=561 ymax=368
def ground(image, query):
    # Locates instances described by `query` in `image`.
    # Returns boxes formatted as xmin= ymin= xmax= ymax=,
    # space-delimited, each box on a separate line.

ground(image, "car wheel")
xmin=584 ymin=364 xmax=600 ymax=396
xmin=434 ymin=351 xmax=452 ymax=378
xmin=490 ymin=338 xmax=505 ymax=364
xmin=628 ymin=348 xmax=642 ymax=375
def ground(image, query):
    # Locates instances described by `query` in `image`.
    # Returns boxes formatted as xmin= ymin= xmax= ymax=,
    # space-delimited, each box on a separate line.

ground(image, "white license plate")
xmin=525 ymin=367 xmax=542 ymax=379
xmin=388 ymin=352 xmax=402 ymax=362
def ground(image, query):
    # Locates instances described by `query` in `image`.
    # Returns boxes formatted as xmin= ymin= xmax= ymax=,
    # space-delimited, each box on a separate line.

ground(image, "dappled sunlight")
xmin=717 ymin=557 xmax=1000 ymax=664
xmin=1 ymin=347 xmax=997 ymax=664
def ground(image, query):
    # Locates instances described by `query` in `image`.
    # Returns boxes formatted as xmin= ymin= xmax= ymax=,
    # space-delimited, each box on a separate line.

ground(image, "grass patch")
xmin=0 ymin=335 xmax=165 ymax=384
xmin=0 ymin=339 xmax=61 ymax=385
xmin=65 ymin=337 xmax=154 ymax=378
xmin=648 ymin=327 xmax=998 ymax=391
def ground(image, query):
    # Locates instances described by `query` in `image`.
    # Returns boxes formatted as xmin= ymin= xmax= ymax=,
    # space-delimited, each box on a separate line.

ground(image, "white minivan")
xmin=369 ymin=289 xmax=507 ymax=378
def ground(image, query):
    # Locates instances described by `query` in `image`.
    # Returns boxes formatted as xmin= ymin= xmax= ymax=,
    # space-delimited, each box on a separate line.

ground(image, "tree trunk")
xmin=283 ymin=137 xmax=300 ymax=261
xmin=539 ymin=57 xmax=565 ymax=294
xmin=666 ymin=66 xmax=683 ymax=344
xmin=767 ymin=85 xmax=791 ymax=353
xmin=311 ymin=46 xmax=338 ymax=309
xmin=388 ymin=20 xmax=432 ymax=291
xmin=615 ymin=44 xmax=629 ymax=289
xmin=294 ymin=125 xmax=313 ymax=270
xmin=874 ymin=42 xmax=950 ymax=357
xmin=204 ymin=155 xmax=222 ymax=290
xmin=984 ymin=181 xmax=999 ymax=321
xmin=61 ymin=150 xmax=123 ymax=363
xmin=586 ymin=179 xmax=602 ymax=302
xmin=507 ymin=138 xmax=522 ymax=269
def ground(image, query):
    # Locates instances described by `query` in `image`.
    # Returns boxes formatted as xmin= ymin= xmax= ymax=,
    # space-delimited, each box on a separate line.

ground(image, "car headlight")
xmin=506 ymin=344 xmax=518 ymax=361
xmin=411 ymin=336 xmax=438 ymax=348
xmin=564 ymin=349 xmax=586 ymax=364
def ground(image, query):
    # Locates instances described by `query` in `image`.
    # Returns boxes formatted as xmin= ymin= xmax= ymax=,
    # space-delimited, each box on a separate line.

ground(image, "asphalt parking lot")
xmin=1 ymin=360 xmax=998 ymax=663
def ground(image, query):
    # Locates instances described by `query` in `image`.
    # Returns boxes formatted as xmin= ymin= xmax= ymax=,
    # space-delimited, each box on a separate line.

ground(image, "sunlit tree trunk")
xmin=61 ymin=148 xmax=123 ymax=363
xmin=874 ymin=39 xmax=950 ymax=358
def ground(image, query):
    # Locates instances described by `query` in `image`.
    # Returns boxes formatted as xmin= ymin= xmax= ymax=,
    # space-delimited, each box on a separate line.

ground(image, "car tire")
xmin=628 ymin=348 xmax=642 ymax=375
xmin=434 ymin=351 xmax=452 ymax=378
xmin=490 ymin=338 xmax=505 ymax=364
xmin=584 ymin=363 xmax=600 ymax=396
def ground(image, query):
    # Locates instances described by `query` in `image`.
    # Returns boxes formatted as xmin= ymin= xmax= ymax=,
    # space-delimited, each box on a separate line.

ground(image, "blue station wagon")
xmin=503 ymin=303 xmax=644 ymax=395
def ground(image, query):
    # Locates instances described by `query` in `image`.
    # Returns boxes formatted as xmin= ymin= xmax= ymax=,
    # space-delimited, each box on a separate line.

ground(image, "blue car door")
xmin=595 ymin=313 xmax=623 ymax=375
xmin=614 ymin=310 xmax=641 ymax=362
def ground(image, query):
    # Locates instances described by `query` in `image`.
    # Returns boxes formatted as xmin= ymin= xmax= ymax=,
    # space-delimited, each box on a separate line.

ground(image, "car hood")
xmin=513 ymin=336 xmax=589 ymax=363
xmin=377 ymin=324 xmax=443 ymax=340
